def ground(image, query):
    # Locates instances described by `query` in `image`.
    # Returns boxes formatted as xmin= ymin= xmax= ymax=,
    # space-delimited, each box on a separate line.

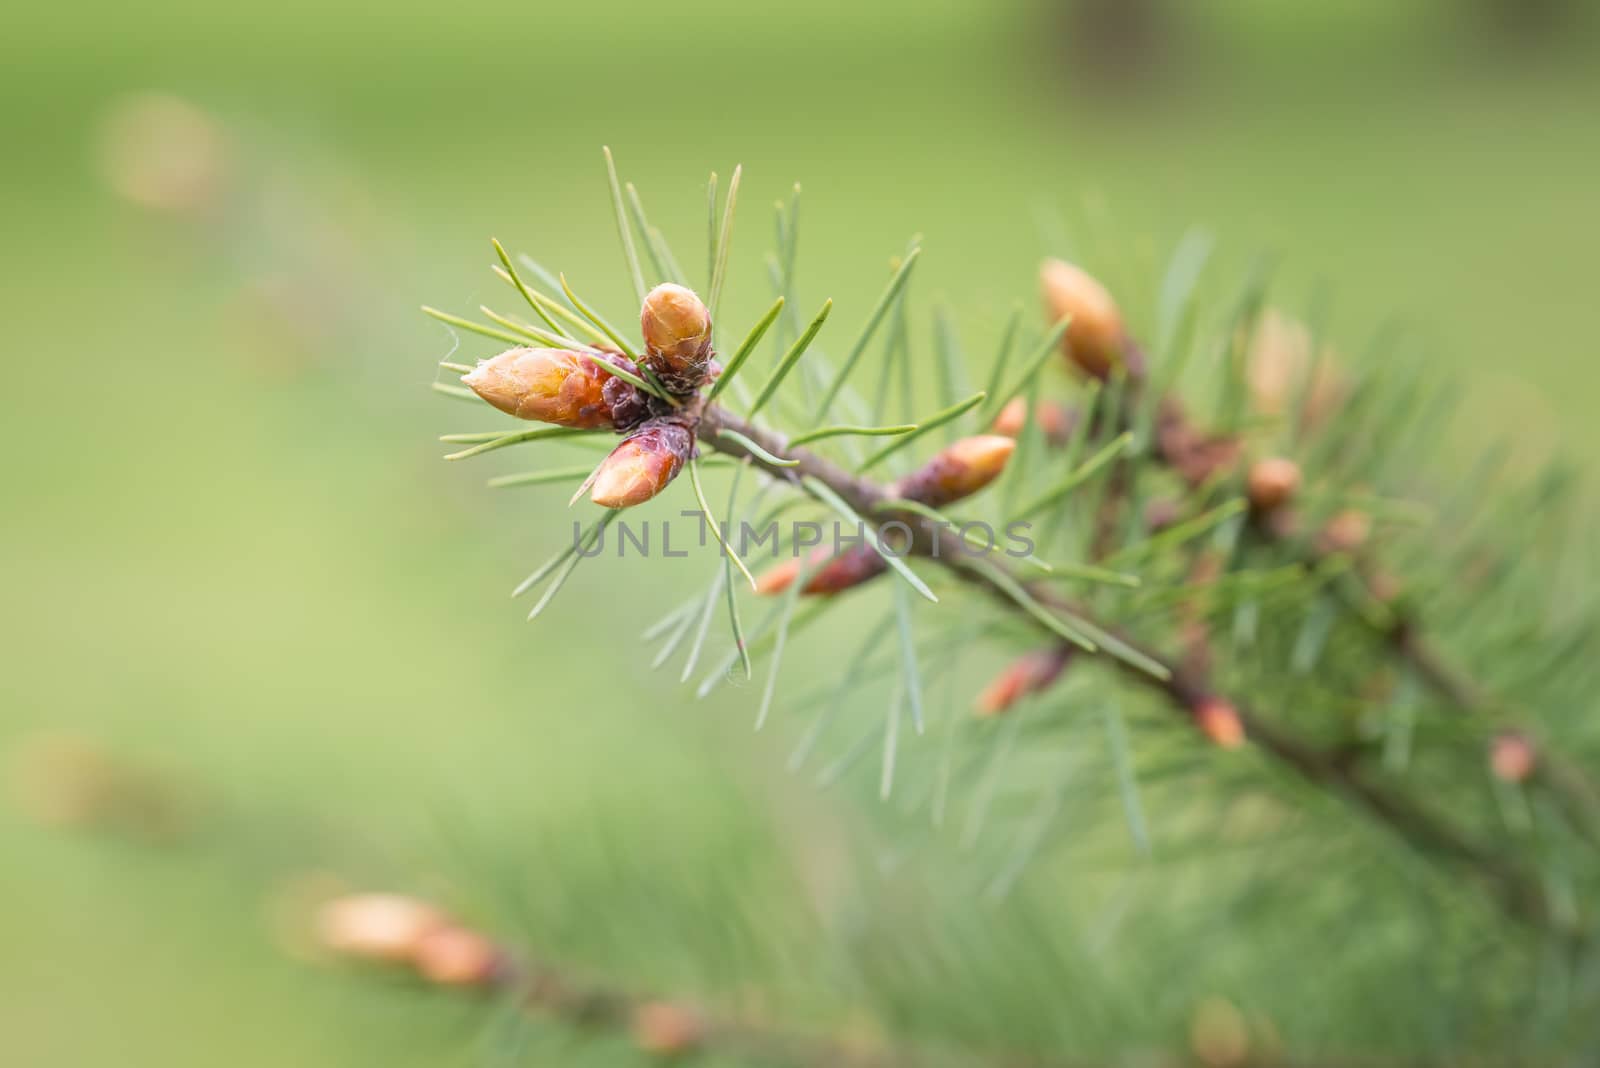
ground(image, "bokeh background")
xmin=4 ymin=1 xmax=1599 ymax=1064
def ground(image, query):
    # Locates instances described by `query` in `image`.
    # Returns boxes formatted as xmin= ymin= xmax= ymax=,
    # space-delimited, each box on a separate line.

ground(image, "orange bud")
xmin=1489 ymin=731 xmax=1537 ymax=784
xmin=1193 ymin=698 xmax=1246 ymax=749
xmin=1247 ymin=309 xmax=1345 ymax=431
xmin=414 ymin=925 xmax=501 ymax=987
xmin=640 ymin=283 xmax=713 ymax=390
xmin=316 ymin=893 xmax=448 ymax=965
xmin=1318 ymin=509 xmax=1372 ymax=555
xmin=1190 ymin=996 xmax=1250 ymax=1068
xmin=463 ymin=347 xmax=623 ymax=428
xmin=894 ymin=435 xmax=1016 ymax=509
xmin=975 ymin=647 xmax=1071 ymax=716
xmin=631 ymin=1001 xmax=705 ymax=1056
xmin=1246 ymin=457 xmax=1301 ymax=513
xmin=1041 ymin=258 xmax=1125 ymax=379
xmin=590 ymin=423 xmax=692 ymax=508
xmin=755 ymin=546 xmax=888 ymax=598
xmin=991 ymin=398 xmax=1073 ymax=444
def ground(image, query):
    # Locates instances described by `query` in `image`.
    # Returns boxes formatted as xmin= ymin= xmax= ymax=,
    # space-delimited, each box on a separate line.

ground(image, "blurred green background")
xmin=4 ymin=1 xmax=1598 ymax=1064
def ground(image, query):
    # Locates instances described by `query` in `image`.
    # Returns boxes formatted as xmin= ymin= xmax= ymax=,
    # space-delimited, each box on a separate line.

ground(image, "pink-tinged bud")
xmin=631 ymin=1001 xmax=705 ymax=1056
xmin=1318 ymin=509 xmax=1372 ymax=556
xmin=974 ymin=647 xmax=1071 ymax=716
xmin=991 ymin=398 xmax=1073 ymax=445
xmin=1489 ymin=731 xmax=1538 ymax=784
xmin=1247 ymin=309 xmax=1345 ymax=432
xmin=1247 ymin=457 xmax=1301 ymax=514
xmin=894 ymin=435 xmax=1016 ymax=509
xmin=414 ymin=926 xmax=501 ymax=988
xmin=1041 ymin=258 xmax=1126 ymax=379
xmin=754 ymin=546 xmax=888 ymax=598
xmin=316 ymin=893 xmax=448 ymax=965
xmin=1193 ymin=698 xmax=1246 ymax=749
xmin=640 ymin=283 xmax=713 ymax=391
xmin=464 ymin=347 xmax=628 ymax=429
xmin=590 ymin=423 xmax=692 ymax=508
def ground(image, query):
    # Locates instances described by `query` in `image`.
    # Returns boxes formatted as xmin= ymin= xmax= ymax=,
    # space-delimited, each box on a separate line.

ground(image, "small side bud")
xmin=1489 ymin=731 xmax=1537 ymax=784
xmin=1318 ymin=509 xmax=1372 ymax=556
xmin=640 ymin=283 xmax=713 ymax=392
xmin=1247 ymin=309 xmax=1345 ymax=432
xmin=754 ymin=546 xmax=888 ymax=598
xmin=631 ymin=1001 xmax=705 ymax=1056
xmin=590 ymin=422 xmax=693 ymax=509
xmin=1246 ymin=457 xmax=1301 ymax=514
xmin=1189 ymin=996 xmax=1250 ymax=1068
xmin=316 ymin=893 xmax=447 ymax=965
xmin=1040 ymin=258 xmax=1126 ymax=379
xmin=414 ymin=925 xmax=502 ymax=988
xmin=464 ymin=347 xmax=633 ymax=429
xmin=991 ymin=398 xmax=1073 ymax=444
xmin=1193 ymin=698 xmax=1246 ymax=749
xmin=974 ymin=647 xmax=1072 ymax=716
xmin=894 ymin=435 xmax=1016 ymax=509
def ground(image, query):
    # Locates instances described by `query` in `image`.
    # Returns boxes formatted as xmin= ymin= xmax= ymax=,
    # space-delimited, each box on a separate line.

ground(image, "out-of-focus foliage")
xmin=3 ymin=2 xmax=1598 ymax=1066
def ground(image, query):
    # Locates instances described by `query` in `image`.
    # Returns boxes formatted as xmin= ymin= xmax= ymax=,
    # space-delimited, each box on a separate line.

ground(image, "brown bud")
xmin=1193 ymin=698 xmax=1246 ymax=749
xmin=1190 ymin=996 xmax=1250 ymax=1068
xmin=1489 ymin=731 xmax=1538 ymax=784
xmin=414 ymin=925 xmax=501 ymax=987
xmin=640 ymin=283 xmax=713 ymax=391
xmin=463 ymin=347 xmax=624 ymax=428
xmin=975 ymin=647 xmax=1071 ymax=716
xmin=894 ymin=435 xmax=1016 ymax=509
xmin=755 ymin=545 xmax=888 ymax=598
xmin=991 ymin=398 xmax=1073 ymax=445
xmin=632 ymin=1001 xmax=706 ymax=1056
xmin=591 ymin=422 xmax=692 ymax=508
xmin=316 ymin=893 xmax=448 ymax=965
xmin=1318 ymin=509 xmax=1372 ymax=556
xmin=1246 ymin=457 xmax=1301 ymax=514
xmin=1040 ymin=258 xmax=1125 ymax=379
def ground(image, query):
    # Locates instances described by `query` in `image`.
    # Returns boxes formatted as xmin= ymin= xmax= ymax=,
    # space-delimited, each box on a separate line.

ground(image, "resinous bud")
xmin=992 ymin=397 xmax=1074 ymax=444
xmin=590 ymin=423 xmax=693 ymax=508
xmin=1040 ymin=258 xmax=1126 ymax=379
xmin=1489 ymin=731 xmax=1537 ymax=784
xmin=414 ymin=925 xmax=502 ymax=987
xmin=317 ymin=893 xmax=448 ymax=964
xmin=974 ymin=647 xmax=1072 ymax=716
xmin=754 ymin=545 xmax=888 ymax=598
xmin=894 ymin=435 xmax=1016 ymax=509
xmin=463 ymin=347 xmax=624 ymax=429
xmin=640 ymin=283 xmax=713 ymax=390
xmin=1247 ymin=457 xmax=1302 ymax=513
xmin=1193 ymin=698 xmax=1246 ymax=749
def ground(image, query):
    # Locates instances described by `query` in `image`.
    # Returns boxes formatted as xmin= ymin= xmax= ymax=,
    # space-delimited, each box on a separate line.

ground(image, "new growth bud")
xmin=1489 ymin=731 xmax=1537 ymax=784
xmin=1247 ymin=457 xmax=1302 ymax=514
xmin=1318 ymin=509 xmax=1372 ymax=556
xmin=975 ymin=647 xmax=1072 ymax=716
xmin=464 ymin=347 xmax=642 ymax=430
xmin=414 ymin=926 xmax=502 ymax=987
xmin=1193 ymin=698 xmax=1246 ymax=749
xmin=590 ymin=422 xmax=693 ymax=508
xmin=316 ymin=893 xmax=448 ymax=964
xmin=992 ymin=397 xmax=1074 ymax=445
xmin=754 ymin=545 xmax=888 ymax=598
xmin=640 ymin=283 xmax=714 ymax=393
xmin=631 ymin=1001 xmax=705 ymax=1056
xmin=893 ymin=435 xmax=1016 ymax=510
xmin=1040 ymin=258 xmax=1126 ymax=379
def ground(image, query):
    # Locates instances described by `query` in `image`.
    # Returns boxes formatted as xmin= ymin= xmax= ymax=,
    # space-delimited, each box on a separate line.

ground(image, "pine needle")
xmin=602 ymin=147 xmax=646 ymax=303
xmin=557 ymin=273 xmax=639 ymax=360
xmin=749 ymin=299 xmax=833 ymax=418
xmin=689 ymin=459 xmax=757 ymax=591
xmin=422 ymin=306 xmax=525 ymax=348
xmin=787 ymin=423 xmax=916 ymax=448
xmin=857 ymin=391 xmax=987 ymax=472
xmin=492 ymin=239 xmax=576 ymax=342
xmin=443 ymin=427 xmax=597 ymax=461
xmin=708 ymin=164 xmax=742 ymax=321
xmin=813 ymin=246 xmax=922 ymax=421
xmin=717 ymin=428 xmax=797 ymax=468
xmin=707 ymin=297 xmax=785 ymax=403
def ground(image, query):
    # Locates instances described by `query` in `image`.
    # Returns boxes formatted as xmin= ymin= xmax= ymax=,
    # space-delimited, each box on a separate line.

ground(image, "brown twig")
xmin=698 ymin=405 xmax=1567 ymax=938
